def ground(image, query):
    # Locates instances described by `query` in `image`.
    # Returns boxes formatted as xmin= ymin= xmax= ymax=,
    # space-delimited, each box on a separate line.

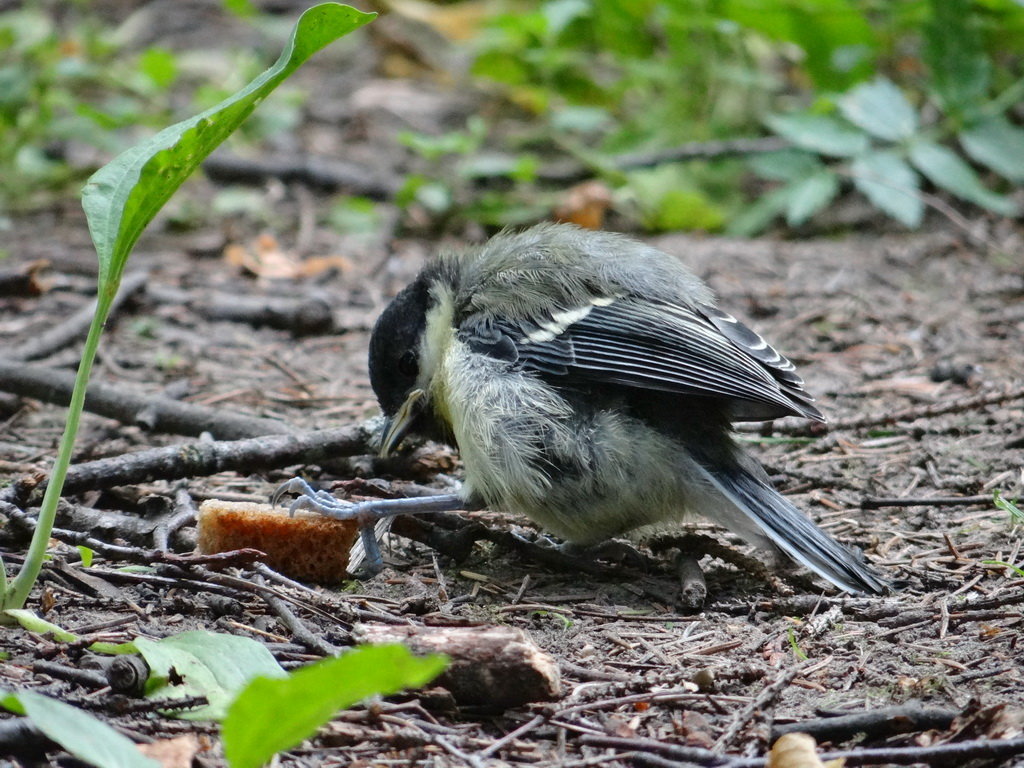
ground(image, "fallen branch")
xmin=0 ymin=359 xmax=293 ymax=439
xmin=9 ymin=271 xmax=149 ymax=362
xmin=861 ymin=494 xmax=993 ymax=509
xmin=771 ymin=703 xmax=956 ymax=743
xmin=202 ymin=150 xmax=400 ymax=198
xmin=2 ymin=424 xmax=372 ymax=504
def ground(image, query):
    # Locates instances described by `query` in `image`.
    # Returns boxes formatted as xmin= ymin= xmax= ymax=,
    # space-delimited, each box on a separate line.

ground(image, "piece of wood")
xmin=353 ymin=623 xmax=561 ymax=709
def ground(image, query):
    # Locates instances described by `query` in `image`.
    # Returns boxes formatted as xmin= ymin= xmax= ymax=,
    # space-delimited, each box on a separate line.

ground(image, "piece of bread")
xmin=196 ymin=500 xmax=358 ymax=584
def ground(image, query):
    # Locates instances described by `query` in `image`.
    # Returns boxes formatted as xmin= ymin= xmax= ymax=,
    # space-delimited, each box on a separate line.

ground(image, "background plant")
xmin=405 ymin=0 xmax=1024 ymax=232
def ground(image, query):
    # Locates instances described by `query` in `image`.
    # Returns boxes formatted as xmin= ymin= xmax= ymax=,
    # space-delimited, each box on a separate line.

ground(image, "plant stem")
xmin=3 ymin=301 xmax=112 ymax=610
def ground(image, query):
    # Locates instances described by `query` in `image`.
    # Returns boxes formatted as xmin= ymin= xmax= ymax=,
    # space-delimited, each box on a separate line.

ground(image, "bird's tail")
xmin=697 ymin=461 xmax=887 ymax=595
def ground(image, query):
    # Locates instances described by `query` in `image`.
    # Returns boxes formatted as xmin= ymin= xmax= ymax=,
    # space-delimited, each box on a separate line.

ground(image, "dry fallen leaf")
xmin=224 ymin=234 xmax=352 ymax=279
xmin=555 ymin=180 xmax=614 ymax=230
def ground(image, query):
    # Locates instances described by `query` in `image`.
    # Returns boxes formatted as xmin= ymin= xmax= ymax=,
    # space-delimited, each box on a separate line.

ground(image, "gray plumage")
xmin=368 ymin=223 xmax=885 ymax=594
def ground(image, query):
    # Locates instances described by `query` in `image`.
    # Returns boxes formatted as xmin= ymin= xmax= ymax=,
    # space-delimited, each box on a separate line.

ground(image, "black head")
xmin=368 ymin=275 xmax=431 ymax=417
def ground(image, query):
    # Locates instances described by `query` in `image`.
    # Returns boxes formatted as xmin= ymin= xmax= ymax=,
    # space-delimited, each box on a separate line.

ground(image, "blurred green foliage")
xmin=438 ymin=0 xmax=1024 ymax=232
xmin=0 ymin=1 xmax=301 ymax=213
xmin=3 ymin=0 xmax=1023 ymax=233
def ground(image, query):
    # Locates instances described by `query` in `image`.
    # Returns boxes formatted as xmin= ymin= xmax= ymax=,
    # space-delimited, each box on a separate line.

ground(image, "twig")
xmin=714 ymin=664 xmax=806 ymax=751
xmin=0 ymin=359 xmax=293 ymax=439
xmin=585 ymin=734 xmax=1024 ymax=767
xmin=2 ymin=501 xmax=263 ymax=569
xmin=202 ymin=150 xmax=400 ymax=198
xmin=0 ymin=718 xmax=54 ymax=755
xmin=3 ymin=424 xmax=372 ymax=505
xmin=153 ymin=486 xmax=199 ymax=552
xmin=787 ymin=386 xmax=1024 ymax=435
xmin=477 ymin=715 xmax=546 ymax=759
xmin=862 ymin=494 xmax=992 ymax=509
xmin=820 ymin=736 xmax=1024 ymax=765
xmin=771 ymin=703 xmax=957 ymax=743
xmin=146 ymin=284 xmax=334 ymax=335
xmin=31 ymin=660 xmax=107 ymax=689
xmin=9 ymin=271 xmax=149 ymax=362
xmin=676 ymin=552 xmax=707 ymax=610
xmin=259 ymin=576 xmax=340 ymax=656
xmin=581 ymin=734 xmax=738 ymax=767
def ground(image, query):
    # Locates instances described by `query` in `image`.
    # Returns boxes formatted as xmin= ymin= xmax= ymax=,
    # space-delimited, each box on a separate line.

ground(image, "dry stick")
xmin=0 ymin=359 xmax=294 ymax=439
xmin=145 ymin=284 xmax=335 ymax=335
xmin=770 ymin=703 xmax=957 ymax=743
xmin=582 ymin=734 xmax=1024 ymax=768
xmin=8 ymin=271 xmax=150 ymax=362
xmin=477 ymin=715 xmax=547 ymax=760
xmin=819 ymin=736 xmax=1024 ymax=766
xmin=0 ymin=718 xmax=56 ymax=755
xmin=202 ymin=150 xmax=400 ymax=198
xmin=714 ymin=663 xmax=807 ymax=752
xmin=152 ymin=485 xmax=200 ymax=552
xmin=258 ymin=576 xmax=340 ymax=657
xmin=675 ymin=552 xmax=708 ymax=610
xmin=3 ymin=424 xmax=372 ymax=504
xmin=785 ymin=386 xmax=1024 ymax=435
xmin=1 ymin=501 xmax=263 ymax=570
xmin=580 ymin=735 xmax=737 ymax=767
xmin=862 ymin=494 xmax=993 ymax=509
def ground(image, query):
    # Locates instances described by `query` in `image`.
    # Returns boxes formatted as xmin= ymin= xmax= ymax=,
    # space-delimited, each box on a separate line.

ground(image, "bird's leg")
xmin=271 ymin=478 xmax=465 ymax=575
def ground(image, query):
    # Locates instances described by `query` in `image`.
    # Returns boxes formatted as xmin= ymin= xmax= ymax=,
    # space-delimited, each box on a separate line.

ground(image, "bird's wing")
xmin=459 ymin=296 xmax=823 ymax=423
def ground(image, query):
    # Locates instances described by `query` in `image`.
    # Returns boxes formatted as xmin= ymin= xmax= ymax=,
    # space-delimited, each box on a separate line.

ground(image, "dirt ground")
xmin=2 ymin=4 xmax=1024 ymax=767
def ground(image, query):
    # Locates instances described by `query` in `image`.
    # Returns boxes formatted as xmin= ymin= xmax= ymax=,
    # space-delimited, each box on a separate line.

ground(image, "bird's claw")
xmin=272 ymin=477 xmax=384 ymax=574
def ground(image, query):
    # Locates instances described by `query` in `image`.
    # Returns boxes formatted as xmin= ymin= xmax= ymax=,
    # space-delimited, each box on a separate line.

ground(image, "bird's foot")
xmin=271 ymin=477 xmax=463 ymax=576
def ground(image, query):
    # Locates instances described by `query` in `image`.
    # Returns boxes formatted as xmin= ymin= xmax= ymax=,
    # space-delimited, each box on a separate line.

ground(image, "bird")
xmin=276 ymin=223 xmax=886 ymax=594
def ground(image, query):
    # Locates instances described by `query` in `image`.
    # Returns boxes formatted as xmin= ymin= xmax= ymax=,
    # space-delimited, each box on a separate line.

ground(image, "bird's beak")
xmin=379 ymin=388 xmax=426 ymax=458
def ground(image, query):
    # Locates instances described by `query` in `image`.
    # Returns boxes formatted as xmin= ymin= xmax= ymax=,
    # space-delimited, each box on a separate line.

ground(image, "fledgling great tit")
xmin=360 ymin=223 xmax=885 ymax=594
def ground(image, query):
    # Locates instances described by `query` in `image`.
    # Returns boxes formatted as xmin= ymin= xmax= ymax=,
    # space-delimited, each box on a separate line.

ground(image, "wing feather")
xmin=464 ymin=296 xmax=823 ymax=423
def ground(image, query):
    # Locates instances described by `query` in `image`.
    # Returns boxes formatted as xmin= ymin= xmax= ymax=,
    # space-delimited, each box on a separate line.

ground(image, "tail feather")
xmin=698 ymin=463 xmax=887 ymax=595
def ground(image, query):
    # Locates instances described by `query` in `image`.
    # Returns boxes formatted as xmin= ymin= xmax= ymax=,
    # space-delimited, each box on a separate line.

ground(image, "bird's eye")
xmin=397 ymin=351 xmax=418 ymax=377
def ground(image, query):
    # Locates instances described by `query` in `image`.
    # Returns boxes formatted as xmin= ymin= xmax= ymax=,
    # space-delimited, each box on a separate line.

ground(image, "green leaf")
xmin=135 ymin=630 xmax=287 ymax=720
xmin=923 ymin=0 xmax=990 ymax=115
xmin=838 ymin=78 xmax=917 ymax=142
xmin=851 ymin=150 xmax=923 ymax=227
xmin=765 ymin=113 xmax=869 ymax=157
xmin=77 ymin=545 xmax=94 ymax=567
xmin=908 ymin=140 xmax=1019 ymax=216
xmin=222 ymin=645 xmax=447 ymax=768
xmin=81 ymin=3 xmax=374 ymax=289
xmin=0 ymin=689 xmax=159 ymax=768
xmin=994 ymin=490 xmax=1024 ymax=525
xmin=642 ymin=189 xmax=726 ymax=232
xmin=722 ymin=0 xmax=874 ymax=89
xmin=960 ymin=115 xmax=1024 ymax=182
xmin=748 ymin=150 xmax=822 ymax=182
xmin=785 ymin=171 xmax=839 ymax=226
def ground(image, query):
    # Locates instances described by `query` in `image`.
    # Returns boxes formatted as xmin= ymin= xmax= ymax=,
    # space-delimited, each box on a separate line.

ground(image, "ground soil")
xmin=1 ymin=4 xmax=1024 ymax=767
